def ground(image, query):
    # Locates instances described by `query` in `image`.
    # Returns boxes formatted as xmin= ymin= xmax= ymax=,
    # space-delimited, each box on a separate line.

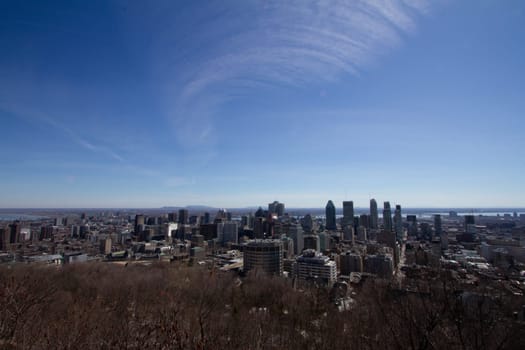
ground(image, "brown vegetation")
xmin=0 ymin=264 xmax=524 ymax=350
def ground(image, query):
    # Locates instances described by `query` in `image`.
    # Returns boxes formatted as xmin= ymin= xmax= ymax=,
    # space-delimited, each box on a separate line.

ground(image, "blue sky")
xmin=1 ymin=0 xmax=524 ymax=208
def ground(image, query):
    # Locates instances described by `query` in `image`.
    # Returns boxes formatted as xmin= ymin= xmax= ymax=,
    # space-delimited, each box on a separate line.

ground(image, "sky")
xmin=0 ymin=0 xmax=524 ymax=209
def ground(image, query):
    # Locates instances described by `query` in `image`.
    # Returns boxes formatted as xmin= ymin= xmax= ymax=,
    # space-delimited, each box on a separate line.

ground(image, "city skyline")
xmin=1 ymin=1 xmax=525 ymax=208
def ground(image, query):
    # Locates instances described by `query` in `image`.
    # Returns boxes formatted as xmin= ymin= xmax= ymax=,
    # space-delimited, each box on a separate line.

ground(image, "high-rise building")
xmin=9 ymin=222 xmax=21 ymax=244
xmin=383 ymin=202 xmax=392 ymax=232
xmin=99 ymin=238 xmax=112 ymax=255
xmin=464 ymin=215 xmax=475 ymax=232
xmin=203 ymin=212 xmax=210 ymax=224
xmin=215 ymin=209 xmax=228 ymax=222
xmin=189 ymin=215 xmax=200 ymax=225
xmin=292 ymin=250 xmax=337 ymax=286
xmin=289 ymin=223 xmax=304 ymax=255
xmin=318 ymin=232 xmax=330 ymax=252
xmin=343 ymin=225 xmax=354 ymax=242
xmin=268 ymin=201 xmax=285 ymax=217
xmin=254 ymin=207 xmax=265 ymax=218
xmin=370 ymin=199 xmax=378 ymax=229
xmin=342 ymin=201 xmax=354 ymax=228
xmin=420 ymin=223 xmax=431 ymax=241
xmin=340 ymin=251 xmax=363 ymax=275
xmin=168 ymin=212 xmax=178 ymax=223
xmin=134 ymin=214 xmax=145 ymax=234
xmin=356 ymin=226 xmax=367 ymax=241
xmin=178 ymin=209 xmax=189 ymax=225
xmin=0 ymin=227 xmax=9 ymax=250
xmin=440 ymin=215 xmax=448 ymax=250
xmin=243 ymin=240 xmax=283 ymax=275
xmin=39 ymin=226 xmax=54 ymax=241
xmin=54 ymin=217 xmax=62 ymax=226
xmin=394 ymin=205 xmax=403 ymax=241
xmin=359 ymin=214 xmax=370 ymax=229
xmin=304 ymin=234 xmax=320 ymax=252
xmin=407 ymin=215 xmax=418 ymax=237
xmin=217 ymin=222 xmax=238 ymax=245
xmin=325 ymin=200 xmax=336 ymax=230
xmin=364 ymin=254 xmax=394 ymax=278
xmin=434 ymin=214 xmax=442 ymax=238
xmin=199 ymin=223 xmax=218 ymax=240
xmin=301 ymin=214 xmax=313 ymax=233
xmin=253 ymin=217 xmax=265 ymax=239
xmin=276 ymin=203 xmax=285 ymax=217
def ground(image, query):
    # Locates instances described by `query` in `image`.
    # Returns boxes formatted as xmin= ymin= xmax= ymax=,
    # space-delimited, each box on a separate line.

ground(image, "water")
xmin=0 ymin=214 xmax=49 ymax=221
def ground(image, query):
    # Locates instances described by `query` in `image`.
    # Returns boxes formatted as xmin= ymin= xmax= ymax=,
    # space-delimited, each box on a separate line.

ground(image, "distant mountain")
xmin=161 ymin=205 xmax=219 ymax=211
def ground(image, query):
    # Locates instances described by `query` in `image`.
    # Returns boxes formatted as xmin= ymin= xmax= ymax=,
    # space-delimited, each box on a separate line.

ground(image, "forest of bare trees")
xmin=1 ymin=263 xmax=524 ymax=350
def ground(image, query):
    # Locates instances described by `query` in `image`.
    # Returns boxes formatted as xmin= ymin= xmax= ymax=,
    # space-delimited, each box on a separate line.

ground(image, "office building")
xmin=200 ymin=223 xmax=218 ymax=240
xmin=364 ymin=254 xmax=394 ymax=278
xmin=253 ymin=217 xmax=265 ymax=239
xmin=268 ymin=201 xmax=285 ymax=217
xmin=99 ymin=238 xmax=112 ymax=255
xmin=340 ymin=252 xmax=363 ymax=275
xmin=325 ymin=200 xmax=336 ymax=230
xmin=359 ymin=214 xmax=370 ymax=229
xmin=254 ymin=207 xmax=265 ymax=218
xmin=168 ymin=212 xmax=178 ymax=223
xmin=217 ymin=221 xmax=238 ymax=245
xmin=343 ymin=225 xmax=354 ymax=242
xmin=289 ymin=223 xmax=304 ymax=255
xmin=39 ymin=226 xmax=54 ymax=240
xmin=134 ymin=214 xmax=145 ymax=234
xmin=293 ymin=250 xmax=337 ymax=286
xmin=383 ymin=202 xmax=392 ymax=232
xmin=343 ymin=201 xmax=354 ymax=228
xmin=318 ymin=231 xmax=330 ymax=252
xmin=54 ymin=217 xmax=62 ymax=226
xmin=356 ymin=226 xmax=367 ymax=241
xmin=464 ymin=215 xmax=475 ymax=233
xmin=420 ymin=223 xmax=431 ymax=241
xmin=370 ymin=198 xmax=379 ymax=229
xmin=8 ymin=222 xmax=21 ymax=244
xmin=407 ymin=215 xmax=417 ymax=237
xmin=215 ymin=209 xmax=228 ymax=222
xmin=304 ymin=234 xmax=320 ymax=252
xmin=243 ymin=240 xmax=283 ymax=275
xmin=178 ymin=209 xmax=189 ymax=225
xmin=0 ymin=227 xmax=9 ymax=250
xmin=434 ymin=214 xmax=442 ymax=238
xmin=394 ymin=205 xmax=403 ymax=241
xmin=301 ymin=214 xmax=313 ymax=233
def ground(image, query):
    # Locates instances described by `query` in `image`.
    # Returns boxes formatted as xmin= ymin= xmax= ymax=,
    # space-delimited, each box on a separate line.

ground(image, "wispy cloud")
xmin=41 ymin=117 xmax=125 ymax=162
xmin=156 ymin=0 xmax=430 ymax=144
xmin=0 ymin=102 xmax=125 ymax=163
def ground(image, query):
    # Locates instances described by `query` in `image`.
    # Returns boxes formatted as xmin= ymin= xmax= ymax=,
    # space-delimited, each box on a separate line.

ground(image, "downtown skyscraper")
xmin=394 ymin=205 xmax=403 ymax=241
xmin=383 ymin=201 xmax=392 ymax=232
xmin=325 ymin=200 xmax=336 ymax=230
xmin=370 ymin=198 xmax=378 ymax=229
xmin=342 ymin=201 xmax=354 ymax=228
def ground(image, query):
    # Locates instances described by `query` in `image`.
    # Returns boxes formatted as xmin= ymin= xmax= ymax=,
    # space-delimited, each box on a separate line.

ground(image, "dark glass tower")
xmin=342 ymin=201 xmax=354 ymax=228
xmin=370 ymin=198 xmax=378 ymax=229
xmin=325 ymin=200 xmax=336 ymax=230
xmin=383 ymin=201 xmax=392 ymax=232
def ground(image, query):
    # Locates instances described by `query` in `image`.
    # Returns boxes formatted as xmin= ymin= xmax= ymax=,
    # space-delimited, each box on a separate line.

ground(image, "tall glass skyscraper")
xmin=394 ymin=205 xmax=403 ymax=241
xmin=342 ymin=201 xmax=354 ymax=228
xmin=325 ymin=200 xmax=336 ymax=230
xmin=370 ymin=198 xmax=378 ymax=229
xmin=383 ymin=201 xmax=392 ymax=232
